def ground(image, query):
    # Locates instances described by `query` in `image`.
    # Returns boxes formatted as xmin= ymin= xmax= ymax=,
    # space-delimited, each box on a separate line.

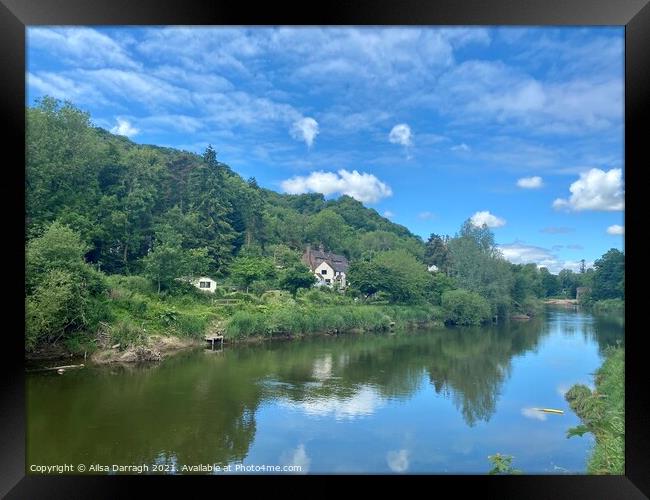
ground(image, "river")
xmin=26 ymin=306 xmax=624 ymax=474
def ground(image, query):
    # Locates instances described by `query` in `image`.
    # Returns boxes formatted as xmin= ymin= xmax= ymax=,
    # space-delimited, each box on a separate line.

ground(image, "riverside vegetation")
xmin=25 ymin=98 xmax=625 ymax=361
xmin=565 ymin=347 xmax=624 ymax=474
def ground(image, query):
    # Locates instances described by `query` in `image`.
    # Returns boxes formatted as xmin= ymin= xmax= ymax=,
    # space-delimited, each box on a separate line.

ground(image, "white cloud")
xmin=279 ymin=385 xmax=385 ymax=420
xmin=281 ymin=169 xmax=392 ymax=204
xmin=451 ymin=143 xmax=470 ymax=152
xmin=28 ymin=27 xmax=138 ymax=69
xmin=470 ymin=211 xmax=506 ymax=228
xmin=387 ymin=450 xmax=409 ymax=473
xmin=607 ymin=224 xmax=624 ymax=235
xmin=389 ymin=124 xmax=413 ymax=147
xmin=110 ymin=118 xmax=139 ymax=137
xmin=280 ymin=444 xmax=310 ymax=474
xmin=517 ymin=176 xmax=543 ymax=189
xmin=540 ymin=226 xmax=574 ymax=234
xmin=521 ymin=407 xmax=547 ymax=421
xmin=290 ymin=117 xmax=319 ymax=148
xmin=498 ymin=241 xmax=594 ymax=273
xmin=435 ymin=60 xmax=622 ymax=133
xmin=553 ymin=168 xmax=624 ymax=211
xmin=383 ymin=210 xmax=395 ymax=218
xmin=28 ymin=71 xmax=108 ymax=106
xmin=418 ymin=211 xmax=435 ymax=220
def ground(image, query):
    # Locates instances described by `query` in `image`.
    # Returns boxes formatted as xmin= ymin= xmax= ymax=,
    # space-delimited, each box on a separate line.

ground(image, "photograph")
xmin=20 ymin=24 xmax=628 ymax=477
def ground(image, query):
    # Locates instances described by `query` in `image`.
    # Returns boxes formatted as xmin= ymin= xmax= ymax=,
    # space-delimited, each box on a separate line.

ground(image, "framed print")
xmin=2 ymin=0 xmax=648 ymax=497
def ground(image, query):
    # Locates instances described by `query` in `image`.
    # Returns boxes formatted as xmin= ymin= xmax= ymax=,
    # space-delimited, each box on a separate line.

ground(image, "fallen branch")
xmin=27 ymin=364 xmax=85 ymax=373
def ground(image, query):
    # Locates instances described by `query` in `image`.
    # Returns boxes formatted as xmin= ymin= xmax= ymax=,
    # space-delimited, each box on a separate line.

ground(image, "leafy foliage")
xmin=348 ymin=250 xmax=433 ymax=303
xmin=487 ymin=454 xmax=522 ymax=475
xmin=441 ymin=289 xmax=492 ymax=325
xmin=25 ymin=221 xmax=108 ymax=350
xmin=591 ymin=249 xmax=625 ymax=300
xmin=565 ymin=347 xmax=624 ymax=474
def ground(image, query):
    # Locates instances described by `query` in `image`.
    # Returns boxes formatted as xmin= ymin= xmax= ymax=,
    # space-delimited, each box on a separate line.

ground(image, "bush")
xmin=106 ymin=275 xmax=153 ymax=295
xmin=25 ymin=269 xmax=109 ymax=350
xmin=261 ymin=290 xmax=296 ymax=306
xmin=516 ymin=297 xmax=543 ymax=317
xmin=224 ymin=291 xmax=261 ymax=304
xmin=441 ymin=289 xmax=492 ymax=326
xmin=110 ymin=321 xmax=147 ymax=350
xmin=565 ymin=347 xmax=624 ymax=474
xmin=592 ymin=299 xmax=624 ymax=316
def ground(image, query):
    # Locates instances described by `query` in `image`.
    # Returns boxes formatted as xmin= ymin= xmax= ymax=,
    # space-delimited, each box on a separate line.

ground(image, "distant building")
xmin=576 ymin=286 xmax=591 ymax=301
xmin=183 ymin=276 xmax=218 ymax=293
xmin=427 ymin=264 xmax=439 ymax=273
xmin=302 ymin=245 xmax=349 ymax=289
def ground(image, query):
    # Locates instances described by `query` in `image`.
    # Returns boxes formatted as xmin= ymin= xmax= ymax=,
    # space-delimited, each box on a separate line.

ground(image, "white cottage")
xmin=190 ymin=276 xmax=218 ymax=293
xmin=301 ymin=246 xmax=349 ymax=289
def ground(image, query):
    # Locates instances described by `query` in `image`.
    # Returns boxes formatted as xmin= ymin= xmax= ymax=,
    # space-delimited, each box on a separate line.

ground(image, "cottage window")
xmin=325 ymin=279 xmax=331 ymax=283
xmin=199 ymin=281 xmax=211 ymax=288
xmin=321 ymin=269 xmax=327 ymax=275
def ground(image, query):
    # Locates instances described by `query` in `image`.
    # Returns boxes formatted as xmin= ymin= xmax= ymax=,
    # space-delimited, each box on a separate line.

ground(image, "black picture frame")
xmin=2 ymin=0 xmax=648 ymax=497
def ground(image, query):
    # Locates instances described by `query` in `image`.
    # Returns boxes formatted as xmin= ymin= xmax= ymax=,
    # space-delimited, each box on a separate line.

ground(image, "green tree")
xmin=539 ymin=267 xmax=560 ymax=297
xmin=228 ymin=255 xmax=276 ymax=293
xmin=426 ymin=272 xmax=457 ymax=305
xmin=186 ymin=145 xmax=237 ymax=271
xmin=348 ymin=250 xmax=432 ymax=303
xmin=592 ymin=249 xmax=625 ymax=300
xmin=487 ymin=454 xmax=522 ymax=475
xmin=142 ymin=225 xmax=211 ymax=293
xmin=305 ymin=209 xmax=352 ymax=254
xmin=558 ymin=269 xmax=579 ymax=298
xmin=441 ymin=289 xmax=492 ymax=325
xmin=278 ymin=263 xmax=316 ymax=295
xmin=25 ymin=221 xmax=107 ymax=349
xmin=424 ymin=233 xmax=452 ymax=274
xmin=447 ymin=220 xmax=513 ymax=316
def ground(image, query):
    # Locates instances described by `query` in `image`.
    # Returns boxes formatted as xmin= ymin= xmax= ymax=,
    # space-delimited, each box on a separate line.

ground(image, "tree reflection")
xmin=28 ymin=309 xmax=621 ymax=470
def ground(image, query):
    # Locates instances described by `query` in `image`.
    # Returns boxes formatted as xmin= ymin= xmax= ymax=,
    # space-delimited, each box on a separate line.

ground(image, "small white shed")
xmin=191 ymin=276 xmax=218 ymax=293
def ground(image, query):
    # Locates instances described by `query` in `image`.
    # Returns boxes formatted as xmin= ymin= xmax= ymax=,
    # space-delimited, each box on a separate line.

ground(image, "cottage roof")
xmin=302 ymin=247 xmax=349 ymax=273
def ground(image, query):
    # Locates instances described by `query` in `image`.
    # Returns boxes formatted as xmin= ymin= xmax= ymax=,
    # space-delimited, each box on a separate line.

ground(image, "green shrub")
xmin=441 ymin=289 xmax=492 ymax=326
xmin=592 ymin=299 xmax=624 ymax=316
xmin=109 ymin=321 xmax=147 ymax=349
xmin=106 ymin=275 xmax=153 ymax=295
xmin=175 ymin=313 xmax=210 ymax=337
xmin=565 ymin=347 xmax=624 ymax=474
xmin=516 ymin=297 xmax=543 ymax=317
xmin=225 ymin=291 xmax=261 ymax=304
xmin=261 ymin=290 xmax=296 ymax=306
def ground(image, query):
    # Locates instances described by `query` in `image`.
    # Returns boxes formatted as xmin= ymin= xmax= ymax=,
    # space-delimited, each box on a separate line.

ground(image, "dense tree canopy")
xmin=25 ymin=98 xmax=625 ymax=349
xmin=591 ymin=249 xmax=625 ymax=300
xmin=26 ymin=98 xmax=425 ymax=278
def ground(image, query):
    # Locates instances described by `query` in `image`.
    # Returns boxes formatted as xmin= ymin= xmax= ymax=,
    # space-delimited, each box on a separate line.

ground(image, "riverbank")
xmin=543 ymin=298 xmax=578 ymax=306
xmin=90 ymin=335 xmax=202 ymax=364
xmin=590 ymin=299 xmax=624 ymax=316
xmin=26 ymin=275 xmax=446 ymax=364
xmin=565 ymin=347 xmax=624 ymax=474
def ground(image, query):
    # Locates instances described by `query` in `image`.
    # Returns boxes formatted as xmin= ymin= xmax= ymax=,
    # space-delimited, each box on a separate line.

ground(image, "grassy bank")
xmin=565 ymin=347 xmax=624 ymax=474
xmin=224 ymin=303 xmax=442 ymax=339
xmin=590 ymin=299 xmax=625 ymax=316
xmin=37 ymin=276 xmax=444 ymax=359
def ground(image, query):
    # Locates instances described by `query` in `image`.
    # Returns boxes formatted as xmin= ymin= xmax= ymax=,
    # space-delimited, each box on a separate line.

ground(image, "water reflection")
xmin=27 ymin=307 xmax=623 ymax=473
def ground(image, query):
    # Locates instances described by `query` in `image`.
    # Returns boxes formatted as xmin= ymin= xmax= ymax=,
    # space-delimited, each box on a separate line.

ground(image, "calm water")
xmin=27 ymin=307 xmax=624 ymax=474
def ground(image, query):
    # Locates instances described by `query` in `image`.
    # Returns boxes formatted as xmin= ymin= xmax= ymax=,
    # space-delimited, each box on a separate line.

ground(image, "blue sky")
xmin=26 ymin=27 xmax=624 ymax=272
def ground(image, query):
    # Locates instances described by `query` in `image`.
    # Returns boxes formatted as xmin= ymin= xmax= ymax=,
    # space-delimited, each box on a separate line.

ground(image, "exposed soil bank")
xmin=90 ymin=335 xmax=201 ymax=364
xmin=543 ymin=299 xmax=578 ymax=305
xmin=27 ymin=319 xmax=445 ymax=365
